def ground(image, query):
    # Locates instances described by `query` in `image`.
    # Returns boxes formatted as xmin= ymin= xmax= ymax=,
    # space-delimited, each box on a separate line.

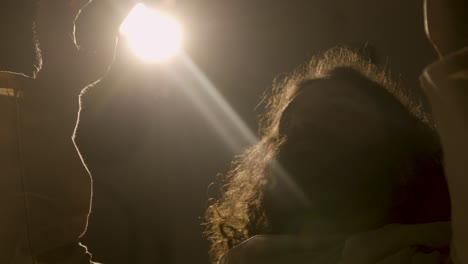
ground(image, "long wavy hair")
xmin=204 ymin=47 xmax=446 ymax=263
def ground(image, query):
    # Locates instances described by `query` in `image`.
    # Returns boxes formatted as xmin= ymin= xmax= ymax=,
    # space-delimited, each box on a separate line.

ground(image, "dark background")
xmin=19 ymin=0 xmax=438 ymax=263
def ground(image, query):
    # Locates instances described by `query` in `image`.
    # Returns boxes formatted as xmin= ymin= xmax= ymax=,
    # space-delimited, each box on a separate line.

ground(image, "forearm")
xmin=0 ymin=75 xmax=92 ymax=262
xmin=0 ymin=85 xmax=25 ymax=263
xmin=420 ymin=47 xmax=468 ymax=264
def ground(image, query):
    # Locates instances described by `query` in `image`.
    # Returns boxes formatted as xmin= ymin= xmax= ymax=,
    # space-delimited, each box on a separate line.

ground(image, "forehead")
xmin=279 ymin=78 xmax=385 ymax=140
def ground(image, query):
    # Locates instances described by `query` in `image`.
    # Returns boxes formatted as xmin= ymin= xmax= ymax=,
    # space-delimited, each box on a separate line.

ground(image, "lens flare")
xmin=119 ymin=3 xmax=183 ymax=62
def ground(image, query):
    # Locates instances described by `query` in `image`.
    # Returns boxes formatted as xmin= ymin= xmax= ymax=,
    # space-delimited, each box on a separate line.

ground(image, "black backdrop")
xmin=18 ymin=0 xmax=439 ymax=263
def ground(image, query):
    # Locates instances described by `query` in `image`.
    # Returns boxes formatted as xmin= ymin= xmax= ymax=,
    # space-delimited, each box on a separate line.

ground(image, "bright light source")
xmin=119 ymin=3 xmax=183 ymax=62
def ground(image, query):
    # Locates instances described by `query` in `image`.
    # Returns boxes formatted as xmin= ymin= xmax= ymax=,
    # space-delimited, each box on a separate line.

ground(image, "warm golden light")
xmin=119 ymin=3 xmax=183 ymax=62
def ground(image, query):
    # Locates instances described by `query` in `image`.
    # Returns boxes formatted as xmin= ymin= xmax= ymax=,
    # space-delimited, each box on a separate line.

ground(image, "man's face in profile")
xmin=0 ymin=0 xmax=41 ymax=77
xmin=0 ymin=0 xmax=91 ymax=77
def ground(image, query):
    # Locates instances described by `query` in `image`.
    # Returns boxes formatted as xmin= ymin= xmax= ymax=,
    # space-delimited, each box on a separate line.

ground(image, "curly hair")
xmin=204 ymin=46 xmax=438 ymax=263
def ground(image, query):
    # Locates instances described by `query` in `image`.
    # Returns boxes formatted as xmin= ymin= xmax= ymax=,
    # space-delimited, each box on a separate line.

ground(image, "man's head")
xmin=205 ymin=47 xmax=450 ymax=262
xmin=268 ymin=67 xmax=448 ymax=234
xmin=0 ymin=0 xmax=91 ymax=77
xmin=0 ymin=0 xmax=41 ymax=77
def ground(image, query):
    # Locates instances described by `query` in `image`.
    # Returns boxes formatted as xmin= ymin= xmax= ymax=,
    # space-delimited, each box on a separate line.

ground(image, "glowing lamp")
xmin=119 ymin=3 xmax=183 ymax=62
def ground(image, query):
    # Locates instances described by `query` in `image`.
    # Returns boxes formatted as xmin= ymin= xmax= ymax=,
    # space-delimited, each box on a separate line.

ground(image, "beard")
xmin=0 ymin=0 xmax=42 ymax=77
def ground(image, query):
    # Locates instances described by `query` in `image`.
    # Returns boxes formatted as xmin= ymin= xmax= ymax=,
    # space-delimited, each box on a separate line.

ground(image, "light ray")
xmin=117 ymin=3 xmax=309 ymax=206
xmin=167 ymin=53 xmax=310 ymax=206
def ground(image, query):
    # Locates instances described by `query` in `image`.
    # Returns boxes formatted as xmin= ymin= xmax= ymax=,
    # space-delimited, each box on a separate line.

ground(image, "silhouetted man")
xmin=0 ymin=0 xmax=100 ymax=263
xmin=206 ymin=0 xmax=468 ymax=263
